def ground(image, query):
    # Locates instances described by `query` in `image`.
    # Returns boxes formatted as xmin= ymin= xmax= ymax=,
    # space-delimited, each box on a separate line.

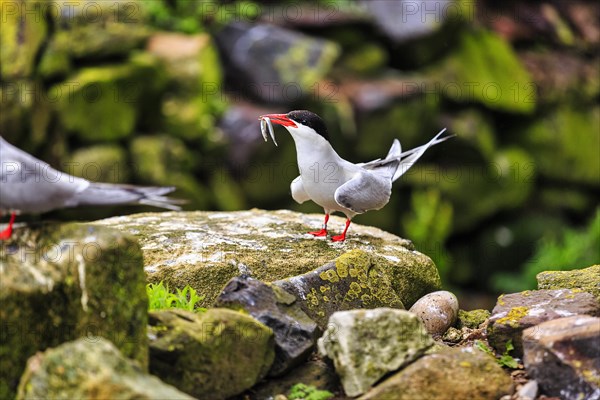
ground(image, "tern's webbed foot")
xmin=0 ymin=212 xmax=16 ymax=240
xmin=331 ymin=233 xmax=346 ymax=242
xmin=308 ymin=229 xmax=328 ymax=237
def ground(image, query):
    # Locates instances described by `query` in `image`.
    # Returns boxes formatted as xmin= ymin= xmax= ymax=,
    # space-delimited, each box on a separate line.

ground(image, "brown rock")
xmin=523 ymin=315 xmax=600 ymax=400
xmin=358 ymin=347 xmax=514 ymax=400
xmin=487 ymin=289 xmax=600 ymax=356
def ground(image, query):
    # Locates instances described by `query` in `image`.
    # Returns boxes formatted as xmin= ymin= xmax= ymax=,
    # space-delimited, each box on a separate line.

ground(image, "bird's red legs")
xmin=331 ymin=219 xmax=351 ymax=242
xmin=308 ymin=214 xmax=329 ymax=237
xmin=0 ymin=212 xmax=16 ymax=240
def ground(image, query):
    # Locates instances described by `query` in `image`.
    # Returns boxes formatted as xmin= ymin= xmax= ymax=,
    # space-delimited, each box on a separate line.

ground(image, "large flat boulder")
xmin=92 ymin=210 xmax=441 ymax=312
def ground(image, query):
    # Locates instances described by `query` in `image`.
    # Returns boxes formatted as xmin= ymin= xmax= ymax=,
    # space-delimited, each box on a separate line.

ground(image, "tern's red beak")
xmin=260 ymin=114 xmax=297 ymax=128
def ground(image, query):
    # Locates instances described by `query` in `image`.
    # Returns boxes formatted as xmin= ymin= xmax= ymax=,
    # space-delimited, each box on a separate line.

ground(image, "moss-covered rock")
xmin=47 ymin=0 xmax=150 ymax=61
xmin=129 ymin=135 xmax=209 ymax=209
xmin=91 ymin=210 xmax=441 ymax=314
xmin=358 ymin=347 xmax=514 ymax=400
xmin=0 ymin=0 xmax=47 ymax=80
xmin=147 ymin=32 xmax=226 ymax=141
xmin=537 ymin=265 xmax=600 ymax=303
xmin=16 ymin=338 xmax=191 ymax=400
xmin=148 ymin=308 xmax=275 ymax=399
xmin=68 ymin=144 xmax=130 ymax=183
xmin=340 ymin=43 xmax=388 ymax=76
xmin=517 ymin=105 xmax=600 ymax=186
xmin=215 ymin=22 xmax=340 ymax=103
xmin=457 ymin=309 xmax=491 ymax=329
xmin=275 ymin=249 xmax=414 ymax=328
xmin=436 ymin=29 xmax=535 ymax=113
xmin=50 ymin=53 xmax=164 ymax=142
xmin=318 ymin=308 xmax=434 ymax=397
xmin=0 ymin=223 xmax=147 ymax=399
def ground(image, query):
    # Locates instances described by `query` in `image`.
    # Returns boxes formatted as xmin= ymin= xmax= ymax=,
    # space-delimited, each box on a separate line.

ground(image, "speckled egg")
xmin=408 ymin=291 xmax=459 ymax=336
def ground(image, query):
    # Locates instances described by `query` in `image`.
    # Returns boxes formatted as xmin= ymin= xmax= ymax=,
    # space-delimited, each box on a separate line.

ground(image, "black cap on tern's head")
xmin=287 ymin=110 xmax=329 ymax=141
xmin=260 ymin=110 xmax=330 ymax=142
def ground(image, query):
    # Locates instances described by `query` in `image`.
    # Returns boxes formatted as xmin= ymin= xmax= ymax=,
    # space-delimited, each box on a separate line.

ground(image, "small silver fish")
xmin=259 ymin=116 xmax=278 ymax=146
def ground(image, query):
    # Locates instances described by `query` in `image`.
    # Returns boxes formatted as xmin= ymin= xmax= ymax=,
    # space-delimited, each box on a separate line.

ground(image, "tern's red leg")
xmin=331 ymin=219 xmax=351 ymax=242
xmin=308 ymin=214 xmax=329 ymax=237
xmin=0 ymin=212 xmax=16 ymax=240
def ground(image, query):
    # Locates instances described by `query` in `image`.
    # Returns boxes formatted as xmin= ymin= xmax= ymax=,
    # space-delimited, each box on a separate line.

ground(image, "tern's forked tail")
xmin=71 ymin=183 xmax=185 ymax=210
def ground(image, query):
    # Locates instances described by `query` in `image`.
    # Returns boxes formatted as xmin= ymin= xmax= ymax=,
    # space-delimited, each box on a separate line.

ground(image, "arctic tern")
xmin=0 ymin=136 xmax=182 ymax=240
xmin=259 ymin=110 xmax=452 ymax=242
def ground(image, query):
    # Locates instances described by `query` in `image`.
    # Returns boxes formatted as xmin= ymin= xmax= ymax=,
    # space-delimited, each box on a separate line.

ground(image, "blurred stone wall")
xmin=0 ymin=0 xmax=598 ymax=292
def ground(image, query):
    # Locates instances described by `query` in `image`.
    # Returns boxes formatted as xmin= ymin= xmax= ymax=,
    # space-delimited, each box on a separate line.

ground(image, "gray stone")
xmin=148 ymin=308 xmax=275 ymax=400
xmin=487 ymin=289 xmax=600 ymax=356
xmin=358 ymin=347 xmax=514 ymax=400
xmin=361 ymin=0 xmax=454 ymax=43
xmin=0 ymin=223 xmax=147 ymax=399
xmin=523 ymin=315 xmax=600 ymax=400
xmin=16 ymin=338 xmax=191 ymax=400
xmin=318 ymin=308 xmax=433 ymax=397
xmin=214 ymin=276 xmax=318 ymax=376
xmin=92 ymin=210 xmax=441 ymax=315
xmin=214 ymin=22 xmax=339 ymax=104
xmin=409 ymin=290 xmax=459 ymax=336
xmin=517 ymin=380 xmax=538 ymax=400
xmin=537 ymin=264 xmax=600 ymax=302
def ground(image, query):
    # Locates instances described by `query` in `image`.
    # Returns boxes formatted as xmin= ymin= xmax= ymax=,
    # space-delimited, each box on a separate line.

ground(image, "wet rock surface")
xmin=487 ymin=289 xmax=600 ymax=356
xmin=148 ymin=308 xmax=275 ymax=400
xmin=214 ymin=276 xmax=318 ymax=376
xmin=318 ymin=308 xmax=433 ymax=397
xmin=523 ymin=315 xmax=600 ymax=400
xmin=16 ymin=338 xmax=192 ymax=400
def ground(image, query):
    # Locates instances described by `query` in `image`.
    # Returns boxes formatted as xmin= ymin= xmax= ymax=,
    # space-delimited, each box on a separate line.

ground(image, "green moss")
xmin=436 ymin=29 xmax=535 ymax=113
xmin=148 ymin=309 xmax=274 ymax=399
xmin=537 ymin=264 xmax=600 ymax=303
xmin=457 ymin=309 xmax=491 ymax=329
xmin=406 ymin=147 xmax=535 ymax=232
xmin=0 ymin=0 xmax=47 ymax=80
xmin=518 ymin=106 xmax=600 ymax=185
xmin=274 ymin=39 xmax=340 ymax=91
xmin=68 ymin=144 xmax=129 ymax=183
xmin=341 ymin=43 xmax=388 ymax=76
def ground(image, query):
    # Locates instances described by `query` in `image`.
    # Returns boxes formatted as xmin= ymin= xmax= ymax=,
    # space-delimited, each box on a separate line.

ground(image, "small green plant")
xmin=474 ymin=339 xmax=519 ymax=369
xmin=288 ymin=383 xmax=334 ymax=400
xmin=147 ymin=281 xmax=206 ymax=313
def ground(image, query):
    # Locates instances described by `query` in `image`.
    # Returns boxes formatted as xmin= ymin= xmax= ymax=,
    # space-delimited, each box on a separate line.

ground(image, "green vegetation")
xmin=147 ymin=281 xmax=206 ymax=313
xmin=493 ymin=208 xmax=600 ymax=292
xmin=402 ymin=188 xmax=453 ymax=279
xmin=288 ymin=383 xmax=334 ymax=400
xmin=475 ymin=340 xmax=519 ymax=369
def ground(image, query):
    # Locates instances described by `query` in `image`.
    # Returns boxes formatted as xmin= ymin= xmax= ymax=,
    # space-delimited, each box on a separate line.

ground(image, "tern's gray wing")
xmin=290 ymin=176 xmax=310 ymax=204
xmin=334 ymin=172 xmax=392 ymax=214
xmin=0 ymin=137 xmax=90 ymax=213
xmin=0 ymin=136 xmax=182 ymax=214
